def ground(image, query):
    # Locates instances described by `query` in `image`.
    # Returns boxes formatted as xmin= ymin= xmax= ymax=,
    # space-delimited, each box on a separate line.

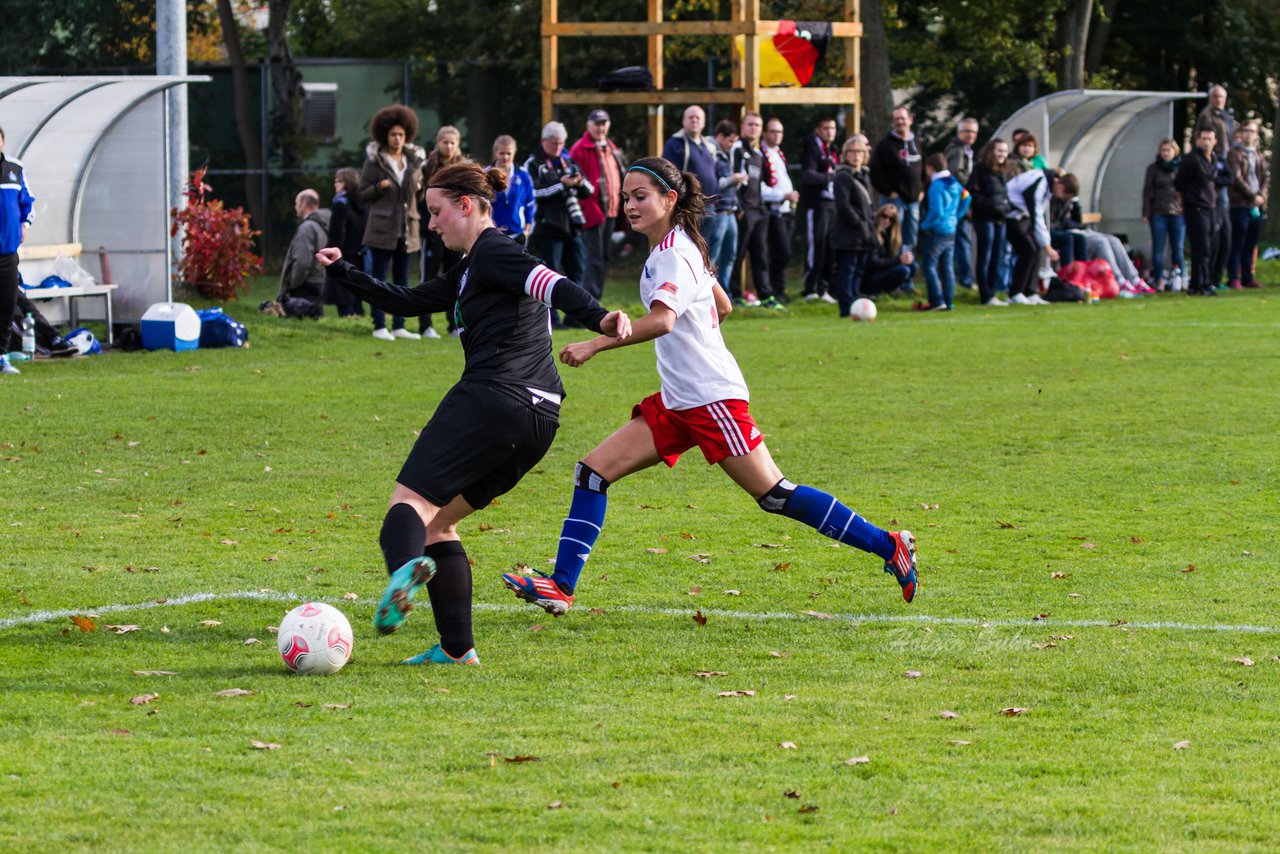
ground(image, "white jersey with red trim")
xmin=641 ymin=226 xmax=749 ymax=409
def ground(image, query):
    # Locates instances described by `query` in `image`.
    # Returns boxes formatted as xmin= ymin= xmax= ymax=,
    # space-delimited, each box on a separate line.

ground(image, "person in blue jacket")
xmin=919 ymin=153 xmax=971 ymax=311
xmin=1 ymin=125 xmax=36 ymax=376
xmin=488 ymin=135 xmax=535 ymax=243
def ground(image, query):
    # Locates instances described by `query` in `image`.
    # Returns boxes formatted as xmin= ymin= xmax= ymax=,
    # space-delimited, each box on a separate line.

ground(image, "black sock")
xmin=423 ymin=540 xmax=473 ymax=658
xmin=379 ymin=503 xmax=426 ymax=575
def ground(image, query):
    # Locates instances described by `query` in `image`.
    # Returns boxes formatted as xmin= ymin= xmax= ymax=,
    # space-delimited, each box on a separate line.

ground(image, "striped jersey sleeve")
xmin=523 ymin=263 xmax=565 ymax=307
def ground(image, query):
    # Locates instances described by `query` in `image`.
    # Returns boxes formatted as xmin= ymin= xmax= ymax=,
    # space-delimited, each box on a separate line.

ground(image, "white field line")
xmin=3 ymin=590 xmax=1280 ymax=636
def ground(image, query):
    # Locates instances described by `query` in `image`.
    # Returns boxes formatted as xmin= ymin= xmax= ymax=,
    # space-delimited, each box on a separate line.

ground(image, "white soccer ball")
xmin=277 ymin=602 xmax=353 ymax=675
xmin=850 ymin=298 xmax=877 ymax=322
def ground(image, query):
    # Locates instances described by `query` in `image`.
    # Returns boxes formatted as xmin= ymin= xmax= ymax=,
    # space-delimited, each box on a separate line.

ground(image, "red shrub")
xmin=170 ymin=168 xmax=264 ymax=301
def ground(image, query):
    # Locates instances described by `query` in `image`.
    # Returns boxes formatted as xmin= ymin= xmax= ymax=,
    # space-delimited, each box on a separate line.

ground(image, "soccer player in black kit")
xmin=317 ymin=161 xmax=631 ymax=665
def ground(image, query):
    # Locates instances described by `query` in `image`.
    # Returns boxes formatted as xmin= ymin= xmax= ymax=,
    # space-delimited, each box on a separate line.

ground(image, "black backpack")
xmin=598 ymin=66 xmax=654 ymax=91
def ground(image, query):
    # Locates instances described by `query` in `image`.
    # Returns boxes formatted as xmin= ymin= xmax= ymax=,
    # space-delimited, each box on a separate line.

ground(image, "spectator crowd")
xmin=262 ymin=84 xmax=1270 ymax=335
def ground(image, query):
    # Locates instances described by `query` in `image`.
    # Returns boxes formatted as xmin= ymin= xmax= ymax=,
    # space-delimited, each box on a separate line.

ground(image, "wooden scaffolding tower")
xmin=541 ymin=1 xmax=863 ymax=156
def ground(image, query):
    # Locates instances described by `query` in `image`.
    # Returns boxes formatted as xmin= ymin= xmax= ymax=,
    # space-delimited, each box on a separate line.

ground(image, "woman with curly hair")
xmin=318 ymin=161 xmax=632 ymax=665
xmin=358 ymin=104 xmax=425 ymax=340
xmin=501 ymin=157 xmax=919 ymax=618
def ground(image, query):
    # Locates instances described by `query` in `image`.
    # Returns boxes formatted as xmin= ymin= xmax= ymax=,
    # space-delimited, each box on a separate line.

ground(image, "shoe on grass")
xmin=820 ymin=292 xmax=838 ymax=304
xmin=374 ymin=556 xmax=438 ymax=635
xmin=760 ymin=296 xmax=787 ymax=311
xmin=422 ymin=327 xmax=442 ymax=339
xmin=0 ymin=355 xmax=19 ymax=375
xmin=501 ymin=571 xmax=575 ymax=616
xmin=983 ymin=297 xmax=1009 ymax=307
xmin=392 ymin=328 xmax=422 ymax=340
xmin=884 ymin=530 xmax=918 ymax=603
xmin=401 ymin=644 xmax=479 ymax=665
xmin=372 ymin=327 xmax=395 ymax=341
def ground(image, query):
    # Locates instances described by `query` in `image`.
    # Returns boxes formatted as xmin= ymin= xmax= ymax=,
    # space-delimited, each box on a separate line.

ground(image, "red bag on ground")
xmin=1057 ymin=261 xmax=1089 ymax=288
xmin=1085 ymin=259 xmax=1119 ymax=299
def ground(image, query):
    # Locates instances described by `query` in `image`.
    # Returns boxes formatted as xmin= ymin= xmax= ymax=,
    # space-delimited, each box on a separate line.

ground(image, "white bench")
xmin=17 ymin=242 xmax=118 ymax=345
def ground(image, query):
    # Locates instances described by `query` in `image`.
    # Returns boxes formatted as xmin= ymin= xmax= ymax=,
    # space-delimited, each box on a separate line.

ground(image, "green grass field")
xmin=2 ymin=267 xmax=1279 ymax=851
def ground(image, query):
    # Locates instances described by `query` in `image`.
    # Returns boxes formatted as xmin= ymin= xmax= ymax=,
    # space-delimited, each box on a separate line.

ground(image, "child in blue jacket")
xmin=919 ymin=153 xmax=971 ymax=310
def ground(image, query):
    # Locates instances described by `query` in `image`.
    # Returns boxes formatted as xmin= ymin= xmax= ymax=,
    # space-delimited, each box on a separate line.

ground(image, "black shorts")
xmin=397 ymin=381 xmax=559 ymax=510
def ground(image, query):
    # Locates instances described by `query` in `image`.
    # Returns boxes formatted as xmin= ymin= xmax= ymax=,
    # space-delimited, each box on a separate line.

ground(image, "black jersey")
xmin=330 ymin=227 xmax=608 ymax=404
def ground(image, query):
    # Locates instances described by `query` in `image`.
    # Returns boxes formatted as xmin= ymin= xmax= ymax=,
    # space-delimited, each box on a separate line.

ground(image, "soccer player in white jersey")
xmin=502 ymin=156 xmax=917 ymax=616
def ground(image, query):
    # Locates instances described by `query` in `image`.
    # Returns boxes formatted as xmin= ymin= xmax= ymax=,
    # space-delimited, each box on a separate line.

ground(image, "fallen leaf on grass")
xmin=782 ymin=695 xmax=797 ymax=701
xmin=843 ymin=755 xmax=870 ymax=766
xmin=1032 ymin=642 xmax=1058 ymax=650
xmin=772 ymin=562 xmax=791 ymax=572
xmin=1049 ymin=572 xmax=1067 ymax=579
xmin=680 ymin=532 xmax=696 ymax=540
xmin=949 ymin=740 xmax=972 ymax=746
xmin=1081 ymin=543 xmax=1097 ymax=550
xmin=1000 ymin=707 xmax=1030 ymax=716
xmin=220 ymin=539 xmax=239 ymax=546
xmin=779 ymin=742 xmax=798 ymax=750
xmin=694 ymin=671 xmax=729 ymax=678
xmin=1067 ymin=593 xmax=1083 ymax=599
xmin=262 ymin=555 xmax=279 ymax=562
xmin=903 ymin=670 xmax=922 ymax=679
xmin=213 ymin=688 xmax=254 ymax=698
xmin=130 ymin=693 xmax=159 ymax=706
xmin=547 ymin=801 xmax=563 ymax=809
xmin=250 ymin=740 xmax=281 ymax=750
xmin=1182 ymin=564 xmax=1197 ymax=573
xmin=692 ymin=611 xmax=707 ymax=626
xmin=768 ymin=650 xmax=788 ymax=659
xmin=784 ymin=790 xmax=801 ymax=799
xmin=70 ymin=615 xmax=97 ymax=632
xmin=528 ymin=624 xmax=544 ymax=633
xmin=801 ymin=610 xmax=833 ymax=620
xmin=110 ymin=728 xmax=131 ymax=737
xmin=995 ymin=519 xmax=1018 ymax=529
xmin=587 ymin=608 xmax=606 ymax=616
xmin=1033 ymin=613 xmax=1050 ymax=621
xmin=105 ymin=624 xmax=141 ymax=634
xmin=919 ymin=503 xmax=939 ymax=511
xmin=161 ymin=626 xmax=170 ymax=634
xmin=294 ymin=702 xmax=313 ymax=708
xmin=1129 ymin=536 xmax=1145 ymax=544
xmin=798 ymin=805 xmax=820 ymax=814
xmin=754 ymin=543 xmax=784 ymax=549
xmin=504 ymin=755 xmax=539 ymax=763
xmin=1111 ymin=619 xmax=1129 ymax=627
xmin=1173 ymin=740 xmax=1192 ymax=750
xmin=1051 ymin=635 xmax=1075 ymax=641
xmin=343 ymin=592 xmax=359 ymax=601
xmin=688 ymin=585 xmax=702 ymax=595
xmin=199 ymin=620 xmax=222 ymax=628
xmin=1230 ymin=657 xmax=1255 ymax=667
xmin=688 ymin=553 xmax=711 ymax=564
xmin=644 ymin=548 xmax=668 ymax=554
xmin=323 ymin=703 xmax=351 ymax=710
xmin=717 ymin=690 xmax=756 ymax=698
xmin=244 ymin=638 xmax=260 ymax=645
xmin=940 ymin=710 xmax=960 ymax=719
xmin=133 ymin=670 xmax=177 ymax=677
xmin=723 ymin=589 xmax=741 ymax=596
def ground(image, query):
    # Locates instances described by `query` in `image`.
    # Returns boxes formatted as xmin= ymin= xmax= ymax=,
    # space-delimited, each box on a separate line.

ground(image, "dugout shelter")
xmin=0 ymin=75 xmax=209 ymax=325
xmin=994 ymin=89 xmax=1207 ymax=242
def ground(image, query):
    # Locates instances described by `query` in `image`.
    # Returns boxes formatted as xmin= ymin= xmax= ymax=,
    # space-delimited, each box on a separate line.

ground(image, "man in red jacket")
xmin=570 ymin=110 xmax=627 ymax=300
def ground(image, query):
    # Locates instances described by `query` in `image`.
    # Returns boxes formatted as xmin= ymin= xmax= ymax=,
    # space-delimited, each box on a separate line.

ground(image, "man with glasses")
xmin=761 ymin=118 xmax=800 ymax=303
xmin=945 ymin=118 xmax=979 ymax=291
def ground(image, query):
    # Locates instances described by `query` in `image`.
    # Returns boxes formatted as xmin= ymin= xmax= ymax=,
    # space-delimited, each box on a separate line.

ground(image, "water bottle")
xmin=21 ymin=312 xmax=36 ymax=359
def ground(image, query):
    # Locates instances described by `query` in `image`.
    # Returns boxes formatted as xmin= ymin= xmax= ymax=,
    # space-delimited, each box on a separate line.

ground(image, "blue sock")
xmin=548 ymin=463 xmax=610 ymax=593
xmin=782 ymin=485 xmax=895 ymax=560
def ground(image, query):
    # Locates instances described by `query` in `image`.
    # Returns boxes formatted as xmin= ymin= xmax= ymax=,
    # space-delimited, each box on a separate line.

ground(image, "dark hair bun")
xmin=485 ymin=167 xmax=509 ymax=195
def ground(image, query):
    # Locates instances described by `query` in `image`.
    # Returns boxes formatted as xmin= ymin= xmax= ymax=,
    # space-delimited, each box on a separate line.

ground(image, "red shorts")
xmin=632 ymin=393 xmax=763 ymax=467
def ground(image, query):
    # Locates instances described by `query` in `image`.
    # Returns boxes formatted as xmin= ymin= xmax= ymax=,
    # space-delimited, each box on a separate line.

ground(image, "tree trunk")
xmin=1084 ymin=0 xmax=1121 ymax=75
xmin=859 ymin=0 xmax=894 ymax=142
xmin=1056 ymin=0 xmax=1093 ymax=91
xmin=214 ymin=0 xmax=264 ymax=235
xmin=267 ymin=0 xmax=307 ymax=170
xmin=1267 ymin=84 xmax=1280 ymax=242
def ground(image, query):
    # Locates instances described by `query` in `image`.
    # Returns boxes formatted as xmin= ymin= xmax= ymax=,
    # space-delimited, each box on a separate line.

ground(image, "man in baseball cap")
xmin=570 ymin=109 xmax=627 ymax=300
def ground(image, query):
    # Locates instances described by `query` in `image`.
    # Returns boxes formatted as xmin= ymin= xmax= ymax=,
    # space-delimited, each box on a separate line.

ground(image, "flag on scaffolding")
xmin=735 ymin=21 xmax=832 ymax=87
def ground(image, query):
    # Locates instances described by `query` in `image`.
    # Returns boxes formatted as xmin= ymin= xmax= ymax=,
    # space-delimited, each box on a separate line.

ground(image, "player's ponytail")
xmin=627 ymin=156 xmax=714 ymax=277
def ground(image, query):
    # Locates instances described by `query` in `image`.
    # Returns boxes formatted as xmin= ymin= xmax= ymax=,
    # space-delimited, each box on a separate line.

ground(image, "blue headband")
xmin=627 ymin=165 xmax=675 ymax=194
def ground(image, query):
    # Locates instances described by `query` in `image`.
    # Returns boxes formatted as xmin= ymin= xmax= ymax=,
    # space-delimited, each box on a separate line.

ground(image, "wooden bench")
xmin=17 ymin=242 xmax=118 ymax=345
xmin=1080 ymin=212 xmax=1103 ymax=225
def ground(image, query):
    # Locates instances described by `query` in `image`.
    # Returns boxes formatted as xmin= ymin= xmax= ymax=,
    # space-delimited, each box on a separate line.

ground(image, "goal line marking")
xmin=2 ymin=590 xmax=1279 ymax=636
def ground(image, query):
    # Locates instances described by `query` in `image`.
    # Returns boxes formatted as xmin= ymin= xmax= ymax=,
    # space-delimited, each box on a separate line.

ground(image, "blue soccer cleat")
xmin=373 ymin=556 xmax=437 ymax=635
xmin=501 ymin=571 xmax=575 ymax=616
xmin=400 ymin=644 xmax=479 ymax=665
xmin=884 ymin=530 xmax=918 ymax=603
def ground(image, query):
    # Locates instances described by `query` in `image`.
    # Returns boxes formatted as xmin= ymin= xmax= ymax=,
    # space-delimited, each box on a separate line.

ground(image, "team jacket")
xmin=0 ymin=155 xmax=35 ymax=255
xmin=328 ymin=227 xmax=607 ymax=405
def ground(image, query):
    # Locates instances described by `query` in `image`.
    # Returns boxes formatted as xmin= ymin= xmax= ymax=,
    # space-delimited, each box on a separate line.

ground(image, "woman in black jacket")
xmin=831 ymin=138 xmax=877 ymax=317
xmin=325 ymin=167 xmax=367 ymax=317
xmin=1142 ymin=139 xmax=1184 ymax=290
xmin=862 ymin=204 xmax=914 ymax=297
xmin=967 ymin=139 xmax=1013 ymax=306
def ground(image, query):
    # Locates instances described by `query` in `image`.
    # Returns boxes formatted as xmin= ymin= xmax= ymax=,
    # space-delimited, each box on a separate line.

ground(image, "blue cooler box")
xmin=141 ymin=302 xmax=202 ymax=351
